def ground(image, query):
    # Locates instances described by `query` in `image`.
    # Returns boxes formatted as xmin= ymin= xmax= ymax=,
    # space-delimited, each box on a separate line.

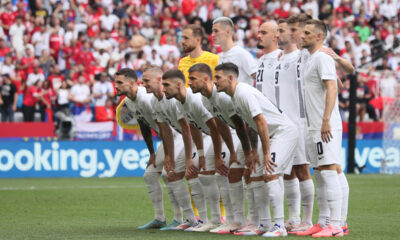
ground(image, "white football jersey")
xmin=232 ymin=82 xmax=294 ymax=136
xmin=124 ymin=87 xmax=159 ymax=134
xmin=201 ymin=85 xmax=236 ymax=129
xmin=151 ymin=94 xmax=185 ymax=134
xmin=302 ymin=50 xmax=342 ymax=131
xmin=177 ymin=88 xmax=214 ymax=135
xmin=257 ymin=49 xmax=281 ymax=104
xmin=218 ymin=45 xmax=258 ymax=86
xmin=274 ymin=49 xmax=306 ymax=127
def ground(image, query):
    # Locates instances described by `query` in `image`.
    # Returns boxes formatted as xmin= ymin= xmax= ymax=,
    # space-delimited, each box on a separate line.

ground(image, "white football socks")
xmin=229 ymin=180 xmax=245 ymax=226
xmin=338 ymin=172 xmax=349 ymax=227
xmin=169 ymin=179 xmax=197 ymax=224
xmin=253 ymin=181 xmax=272 ymax=228
xmin=187 ymin=178 xmax=208 ymax=223
xmin=321 ymin=170 xmax=342 ymax=228
xmin=284 ymin=178 xmax=301 ymax=225
xmin=314 ymin=170 xmax=329 ymax=227
xmin=216 ymin=175 xmax=234 ymax=224
xmin=299 ymin=179 xmax=315 ymax=225
xmin=268 ymin=179 xmax=284 ymax=227
xmin=144 ymin=172 xmax=165 ymax=221
xmin=246 ymin=184 xmax=259 ymax=226
xmin=199 ymin=174 xmax=221 ymax=224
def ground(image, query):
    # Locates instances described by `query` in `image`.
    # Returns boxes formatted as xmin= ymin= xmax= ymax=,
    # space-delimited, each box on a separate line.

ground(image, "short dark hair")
xmin=188 ymin=63 xmax=212 ymax=80
xmin=278 ymin=18 xmax=288 ymax=24
xmin=183 ymin=24 xmax=205 ymax=39
xmin=162 ymin=69 xmax=185 ymax=83
xmin=288 ymin=14 xmax=312 ymax=26
xmin=215 ymin=62 xmax=239 ymax=78
xmin=305 ymin=19 xmax=328 ymax=38
xmin=115 ymin=68 xmax=138 ymax=82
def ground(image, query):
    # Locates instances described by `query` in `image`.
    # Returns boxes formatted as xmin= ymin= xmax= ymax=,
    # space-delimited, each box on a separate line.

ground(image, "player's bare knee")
xmin=283 ymin=168 xmax=297 ymax=180
xmin=294 ymin=165 xmax=311 ymax=181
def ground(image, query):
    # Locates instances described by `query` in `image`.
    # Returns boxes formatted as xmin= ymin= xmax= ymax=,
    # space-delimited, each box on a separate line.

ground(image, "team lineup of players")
xmin=115 ymin=13 xmax=353 ymax=238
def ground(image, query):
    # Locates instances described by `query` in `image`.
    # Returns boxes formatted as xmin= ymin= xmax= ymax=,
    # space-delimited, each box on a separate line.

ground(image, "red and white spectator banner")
xmin=75 ymin=121 xmax=114 ymax=140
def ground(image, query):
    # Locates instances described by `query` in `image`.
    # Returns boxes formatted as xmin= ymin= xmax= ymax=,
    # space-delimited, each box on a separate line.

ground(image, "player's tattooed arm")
xmin=247 ymin=126 xmax=258 ymax=152
xmin=320 ymin=47 xmax=354 ymax=74
xmin=247 ymin=125 xmax=261 ymax=172
xmin=231 ymin=114 xmax=251 ymax=154
xmin=206 ymin=118 xmax=228 ymax=176
xmin=253 ymin=114 xmax=277 ymax=174
xmin=215 ymin=118 xmax=238 ymax=167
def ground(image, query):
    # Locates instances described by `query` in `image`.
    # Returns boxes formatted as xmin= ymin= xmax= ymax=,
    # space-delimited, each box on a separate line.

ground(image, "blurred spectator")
xmin=95 ymin=98 xmax=115 ymax=122
xmin=39 ymin=50 xmax=55 ymax=77
xmin=32 ymin=24 xmax=50 ymax=58
xmin=0 ymin=1 xmax=15 ymax=36
xmin=9 ymin=16 xmax=25 ymax=56
xmin=26 ymin=60 xmax=45 ymax=86
xmin=99 ymin=7 xmax=119 ymax=32
xmin=0 ymin=74 xmax=17 ymax=122
xmin=39 ymin=80 xmax=55 ymax=122
xmin=0 ymin=38 xmax=10 ymax=63
xmin=376 ymin=57 xmax=392 ymax=70
xmin=55 ymin=81 xmax=70 ymax=115
xmin=21 ymin=80 xmax=43 ymax=122
xmin=92 ymin=72 xmax=114 ymax=117
xmin=70 ymin=75 xmax=91 ymax=122
xmin=47 ymin=65 xmax=64 ymax=91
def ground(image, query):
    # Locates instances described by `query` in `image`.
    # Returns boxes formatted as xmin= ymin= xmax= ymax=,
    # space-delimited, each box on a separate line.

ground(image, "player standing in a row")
xmin=299 ymin=19 xmax=344 ymax=237
xmin=212 ymin=17 xmax=258 ymax=86
xmin=212 ymin=16 xmax=261 ymax=234
xmin=273 ymin=19 xmax=316 ymax=233
xmin=214 ymin=62 xmax=299 ymax=237
xmin=288 ymin=14 xmax=351 ymax=235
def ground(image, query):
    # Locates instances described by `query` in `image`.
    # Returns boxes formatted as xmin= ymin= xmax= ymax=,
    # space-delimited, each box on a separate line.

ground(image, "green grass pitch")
xmin=0 ymin=174 xmax=399 ymax=240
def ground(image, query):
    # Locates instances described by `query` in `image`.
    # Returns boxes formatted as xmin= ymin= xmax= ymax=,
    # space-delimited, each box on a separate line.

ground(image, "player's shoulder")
xmin=201 ymin=51 xmax=219 ymax=59
xmin=314 ymin=50 xmax=335 ymax=65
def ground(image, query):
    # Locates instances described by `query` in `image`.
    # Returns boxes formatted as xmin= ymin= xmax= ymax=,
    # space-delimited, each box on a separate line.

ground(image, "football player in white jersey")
xmin=256 ymin=21 xmax=281 ymax=100
xmin=140 ymin=65 xmax=204 ymax=231
xmin=212 ymin=16 xmax=258 ymax=86
xmin=212 ymin=16 xmax=263 ymax=234
xmin=114 ymin=68 xmax=187 ymax=230
xmin=288 ymin=14 xmax=351 ymax=235
xmin=273 ymin=19 xmax=316 ymax=233
xmin=162 ymin=69 xmax=238 ymax=232
xmin=187 ymin=63 xmax=262 ymax=233
xmin=296 ymin=19 xmax=344 ymax=238
xmin=214 ymin=62 xmax=299 ymax=237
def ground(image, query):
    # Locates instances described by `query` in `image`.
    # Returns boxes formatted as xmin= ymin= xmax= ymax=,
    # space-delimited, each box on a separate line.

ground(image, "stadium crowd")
xmin=0 ymin=0 xmax=399 ymax=124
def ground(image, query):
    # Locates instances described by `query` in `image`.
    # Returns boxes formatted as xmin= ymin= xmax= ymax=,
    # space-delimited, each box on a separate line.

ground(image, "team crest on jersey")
xmin=267 ymin=60 xmax=274 ymax=68
xmin=213 ymin=106 xmax=218 ymax=113
xmin=259 ymin=62 xmax=264 ymax=68
xmin=284 ymin=63 xmax=290 ymax=70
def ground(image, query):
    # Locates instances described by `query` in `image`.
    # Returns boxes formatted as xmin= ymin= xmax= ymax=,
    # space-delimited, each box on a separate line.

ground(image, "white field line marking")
xmin=0 ymin=184 xmax=147 ymax=191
